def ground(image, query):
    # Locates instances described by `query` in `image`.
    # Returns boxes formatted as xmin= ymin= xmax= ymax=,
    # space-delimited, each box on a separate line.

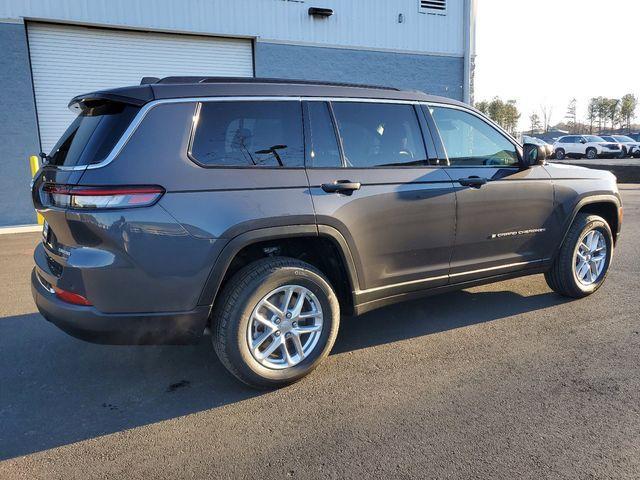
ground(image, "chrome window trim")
xmin=53 ymin=95 xmax=429 ymax=171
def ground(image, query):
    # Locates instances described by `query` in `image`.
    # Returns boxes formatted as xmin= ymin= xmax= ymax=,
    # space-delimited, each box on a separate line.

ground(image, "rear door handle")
xmin=321 ymin=180 xmax=361 ymax=195
xmin=458 ymin=176 xmax=487 ymax=189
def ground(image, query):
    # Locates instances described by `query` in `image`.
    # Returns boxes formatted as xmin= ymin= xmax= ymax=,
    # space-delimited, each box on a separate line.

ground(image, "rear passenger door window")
xmin=331 ymin=102 xmax=428 ymax=167
xmin=430 ymin=106 xmax=518 ymax=167
xmin=190 ymin=101 xmax=304 ymax=167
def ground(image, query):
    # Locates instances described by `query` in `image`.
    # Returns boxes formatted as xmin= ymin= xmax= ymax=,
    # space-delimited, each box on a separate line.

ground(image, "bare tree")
xmin=529 ymin=113 xmax=541 ymax=134
xmin=587 ymin=98 xmax=598 ymax=134
xmin=565 ymin=98 xmax=577 ymax=133
xmin=540 ymin=104 xmax=553 ymax=132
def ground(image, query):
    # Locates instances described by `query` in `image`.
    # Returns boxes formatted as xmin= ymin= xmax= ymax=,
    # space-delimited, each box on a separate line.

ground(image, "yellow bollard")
xmin=29 ymin=155 xmax=44 ymax=225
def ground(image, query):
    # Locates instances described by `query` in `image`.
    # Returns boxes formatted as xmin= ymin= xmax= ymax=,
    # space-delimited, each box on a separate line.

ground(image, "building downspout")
xmin=463 ymin=0 xmax=476 ymax=105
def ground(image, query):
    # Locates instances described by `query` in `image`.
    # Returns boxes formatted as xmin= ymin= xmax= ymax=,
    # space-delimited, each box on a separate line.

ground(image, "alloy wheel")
xmin=246 ymin=285 xmax=324 ymax=369
xmin=574 ymin=229 xmax=607 ymax=285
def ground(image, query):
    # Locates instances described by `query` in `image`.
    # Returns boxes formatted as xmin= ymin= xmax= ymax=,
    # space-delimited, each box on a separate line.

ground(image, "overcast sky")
xmin=474 ymin=0 xmax=640 ymax=130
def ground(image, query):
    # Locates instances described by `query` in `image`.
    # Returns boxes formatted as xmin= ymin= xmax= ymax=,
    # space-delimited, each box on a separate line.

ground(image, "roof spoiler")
xmin=68 ymin=86 xmax=155 ymax=111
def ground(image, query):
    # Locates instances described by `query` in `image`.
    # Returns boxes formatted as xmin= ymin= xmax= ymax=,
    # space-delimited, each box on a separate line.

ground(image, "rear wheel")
xmin=544 ymin=214 xmax=613 ymax=298
xmin=586 ymin=147 xmax=597 ymax=159
xmin=555 ymin=148 xmax=565 ymax=160
xmin=212 ymin=257 xmax=340 ymax=389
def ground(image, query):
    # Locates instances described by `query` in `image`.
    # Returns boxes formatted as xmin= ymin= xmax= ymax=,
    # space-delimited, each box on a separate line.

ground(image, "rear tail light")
xmin=42 ymin=184 xmax=164 ymax=209
xmin=53 ymin=286 xmax=92 ymax=306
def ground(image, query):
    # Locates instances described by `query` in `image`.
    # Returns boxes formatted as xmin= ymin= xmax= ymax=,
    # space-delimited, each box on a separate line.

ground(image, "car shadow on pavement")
xmin=333 ymin=287 xmax=569 ymax=354
xmin=0 ymin=286 xmax=569 ymax=461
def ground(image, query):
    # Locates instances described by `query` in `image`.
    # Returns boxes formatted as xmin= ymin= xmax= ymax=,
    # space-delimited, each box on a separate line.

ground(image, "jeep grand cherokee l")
xmin=31 ymin=78 xmax=622 ymax=388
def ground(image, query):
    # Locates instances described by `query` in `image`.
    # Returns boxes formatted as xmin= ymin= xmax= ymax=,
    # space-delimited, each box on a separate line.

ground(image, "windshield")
xmin=601 ymin=136 xmax=615 ymax=142
xmin=614 ymin=136 xmax=635 ymax=142
xmin=47 ymin=102 xmax=140 ymax=167
xmin=585 ymin=135 xmax=605 ymax=142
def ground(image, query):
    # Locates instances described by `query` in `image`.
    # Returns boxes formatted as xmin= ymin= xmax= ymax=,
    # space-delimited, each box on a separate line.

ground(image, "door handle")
xmin=458 ymin=176 xmax=487 ymax=189
xmin=321 ymin=180 xmax=361 ymax=195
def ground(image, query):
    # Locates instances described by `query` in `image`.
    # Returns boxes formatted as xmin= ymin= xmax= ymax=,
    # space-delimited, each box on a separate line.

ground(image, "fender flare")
xmin=554 ymin=194 xmax=621 ymax=259
xmin=197 ymin=224 xmax=360 ymax=308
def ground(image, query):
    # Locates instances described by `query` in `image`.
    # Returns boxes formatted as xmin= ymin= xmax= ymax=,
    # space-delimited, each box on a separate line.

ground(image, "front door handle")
xmin=321 ymin=180 xmax=361 ymax=195
xmin=458 ymin=176 xmax=487 ymax=189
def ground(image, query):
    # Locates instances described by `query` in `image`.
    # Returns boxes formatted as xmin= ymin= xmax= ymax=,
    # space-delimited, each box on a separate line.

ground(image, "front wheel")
xmin=555 ymin=148 xmax=565 ymax=160
xmin=212 ymin=257 xmax=340 ymax=389
xmin=544 ymin=214 xmax=613 ymax=298
xmin=586 ymin=147 xmax=598 ymax=159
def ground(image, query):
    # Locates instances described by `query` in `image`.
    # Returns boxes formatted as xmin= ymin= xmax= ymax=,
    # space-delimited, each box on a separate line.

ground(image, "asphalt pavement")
xmin=1 ymin=186 xmax=639 ymax=479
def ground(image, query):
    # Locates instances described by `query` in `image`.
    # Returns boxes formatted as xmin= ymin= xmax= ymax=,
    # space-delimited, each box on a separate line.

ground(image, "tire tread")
xmin=211 ymin=256 xmax=338 ymax=388
xmin=545 ymin=213 xmax=612 ymax=298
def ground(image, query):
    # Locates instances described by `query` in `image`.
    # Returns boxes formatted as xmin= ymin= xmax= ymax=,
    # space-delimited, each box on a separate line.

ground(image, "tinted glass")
xmin=190 ymin=101 xmax=304 ymax=167
xmin=431 ymin=107 xmax=518 ymax=167
xmin=306 ymin=102 xmax=342 ymax=168
xmin=585 ymin=135 xmax=605 ymax=142
xmin=601 ymin=136 xmax=615 ymax=142
xmin=615 ymin=136 xmax=634 ymax=142
xmin=48 ymin=102 xmax=139 ymax=167
xmin=332 ymin=102 xmax=427 ymax=168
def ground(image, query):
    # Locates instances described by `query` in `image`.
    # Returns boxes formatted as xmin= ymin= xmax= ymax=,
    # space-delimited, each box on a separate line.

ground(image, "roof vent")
xmin=308 ymin=7 xmax=334 ymax=17
xmin=419 ymin=0 xmax=446 ymax=14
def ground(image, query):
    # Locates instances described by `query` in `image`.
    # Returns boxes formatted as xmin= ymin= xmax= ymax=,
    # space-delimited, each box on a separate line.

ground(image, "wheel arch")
xmin=555 ymin=196 xmax=621 ymax=258
xmin=198 ymin=225 xmax=360 ymax=316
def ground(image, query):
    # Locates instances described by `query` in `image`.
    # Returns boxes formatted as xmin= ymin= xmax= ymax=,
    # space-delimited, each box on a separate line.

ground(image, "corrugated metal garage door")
xmin=27 ymin=22 xmax=254 ymax=152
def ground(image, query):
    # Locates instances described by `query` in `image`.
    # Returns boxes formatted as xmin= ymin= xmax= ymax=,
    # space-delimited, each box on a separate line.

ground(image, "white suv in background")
xmin=554 ymin=135 xmax=621 ymax=160
xmin=600 ymin=135 xmax=640 ymax=158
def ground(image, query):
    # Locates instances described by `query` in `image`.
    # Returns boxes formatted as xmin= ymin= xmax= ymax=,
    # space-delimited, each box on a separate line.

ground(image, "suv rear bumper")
xmin=31 ymin=268 xmax=210 ymax=345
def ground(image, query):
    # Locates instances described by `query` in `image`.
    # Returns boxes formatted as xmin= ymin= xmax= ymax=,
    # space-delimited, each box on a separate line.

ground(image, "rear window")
xmin=189 ymin=101 xmax=304 ymax=167
xmin=47 ymin=102 xmax=140 ymax=167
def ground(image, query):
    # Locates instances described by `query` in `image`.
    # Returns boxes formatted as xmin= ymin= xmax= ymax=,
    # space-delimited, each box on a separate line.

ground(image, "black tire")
xmin=586 ymin=147 xmax=597 ymax=159
xmin=544 ymin=214 xmax=613 ymax=298
xmin=555 ymin=148 xmax=565 ymax=160
xmin=212 ymin=257 xmax=340 ymax=389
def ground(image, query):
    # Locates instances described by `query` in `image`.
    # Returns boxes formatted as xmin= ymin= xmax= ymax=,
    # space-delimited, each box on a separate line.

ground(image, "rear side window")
xmin=430 ymin=106 xmax=518 ymax=167
xmin=306 ymin=102 xmax=342 ymax=168
xmin=331 ymin=102 xmax=427 ymax=168
xmin=190 ymin=101 xmax=304 ymax=167
xmin=48 ymin=102 xmax=139 ymax=167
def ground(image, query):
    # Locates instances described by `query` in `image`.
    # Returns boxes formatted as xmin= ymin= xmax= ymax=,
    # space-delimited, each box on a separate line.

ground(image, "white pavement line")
xmin=0 ymin=224 xmax=42 ymax=235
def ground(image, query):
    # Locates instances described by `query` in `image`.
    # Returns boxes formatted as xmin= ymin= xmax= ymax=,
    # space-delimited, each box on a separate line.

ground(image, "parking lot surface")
xmin=1 ymin=186 xmax=639 ymax=479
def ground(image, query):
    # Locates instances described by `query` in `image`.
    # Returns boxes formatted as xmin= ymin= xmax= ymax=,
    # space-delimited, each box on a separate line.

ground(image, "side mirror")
xmin=522 ymin=143 xmax=546 ymax=167
xmin=580 ymin=138 xmax=587 ymax=144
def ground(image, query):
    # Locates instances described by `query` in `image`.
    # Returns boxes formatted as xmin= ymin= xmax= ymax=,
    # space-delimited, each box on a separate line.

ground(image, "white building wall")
xmin=0 ymin=0 xmax=466 ymax=56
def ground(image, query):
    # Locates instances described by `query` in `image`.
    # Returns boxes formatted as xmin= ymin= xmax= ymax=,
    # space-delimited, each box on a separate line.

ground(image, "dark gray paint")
xmin=30 ymin=83 xmax=622 ymax=345
xmin=0 ymin=22 xmax=39 ymax=226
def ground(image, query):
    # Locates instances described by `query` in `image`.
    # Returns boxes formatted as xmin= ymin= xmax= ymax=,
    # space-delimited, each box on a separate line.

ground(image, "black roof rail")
xmin=140 ymin=77 xmax=160 ymax=85
xmin=155 ymin=76 xmax=401 ymax=91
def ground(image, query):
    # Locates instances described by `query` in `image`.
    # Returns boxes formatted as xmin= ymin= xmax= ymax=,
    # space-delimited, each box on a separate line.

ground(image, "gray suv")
xmin=31 ymin=78 xmax=622 ymax=388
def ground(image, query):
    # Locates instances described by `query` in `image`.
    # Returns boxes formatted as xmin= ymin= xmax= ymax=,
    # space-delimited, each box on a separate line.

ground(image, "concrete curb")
xmin=0 ymin=224 xmax=42 ymax=235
